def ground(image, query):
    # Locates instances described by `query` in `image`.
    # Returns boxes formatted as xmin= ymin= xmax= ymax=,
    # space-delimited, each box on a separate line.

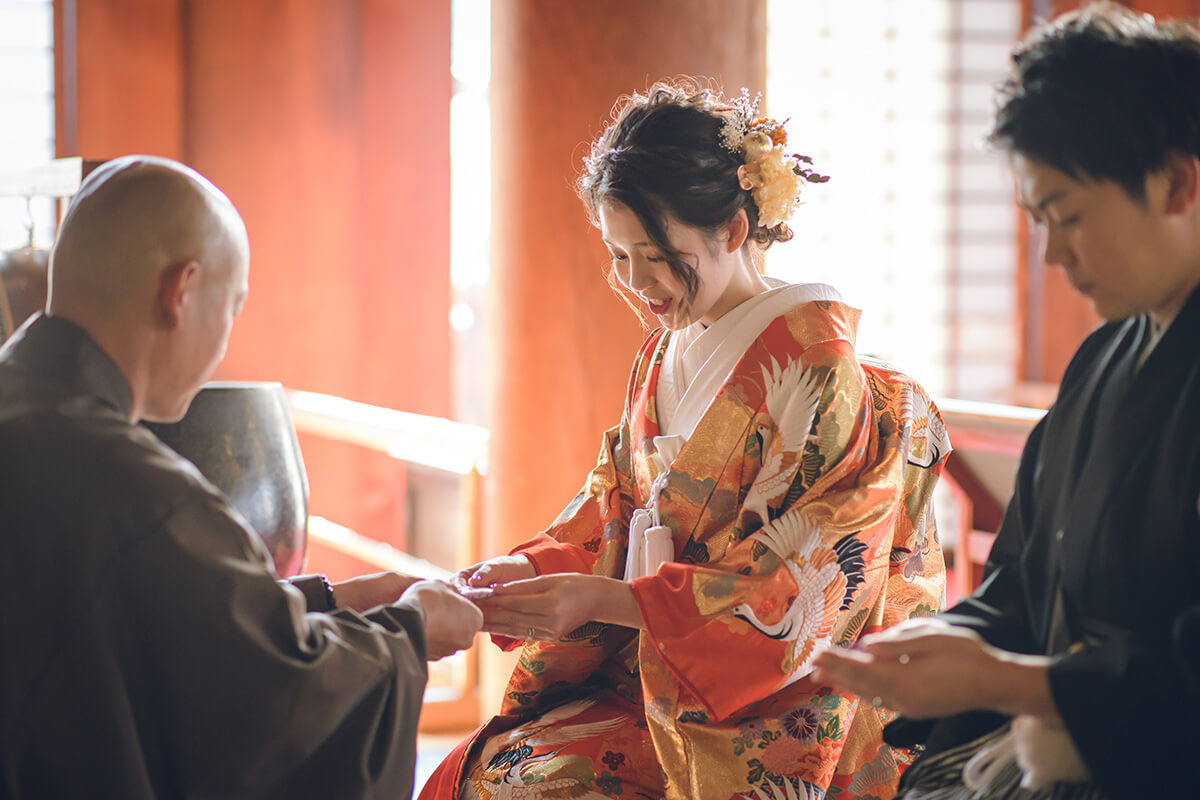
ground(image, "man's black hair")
xmin=990 ymin=1 xmax=1200 ymax=199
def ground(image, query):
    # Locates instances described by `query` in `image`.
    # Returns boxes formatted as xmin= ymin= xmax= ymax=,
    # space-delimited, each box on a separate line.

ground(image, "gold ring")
xmin=871 ymin=696 xmax=884 ymax=708
xmin=898 ymin=653 xmax=911 ymax=665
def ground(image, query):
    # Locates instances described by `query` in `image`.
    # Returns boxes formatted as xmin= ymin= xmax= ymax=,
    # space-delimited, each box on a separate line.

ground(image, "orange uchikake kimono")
xmin=425 ymin=296 xmax=949 ymax=800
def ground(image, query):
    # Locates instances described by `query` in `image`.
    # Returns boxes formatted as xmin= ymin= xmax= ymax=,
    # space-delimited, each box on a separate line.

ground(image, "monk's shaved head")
xmin=49 ymin=156 xmax=248 ymax=314
xmin=45 ymin=155 xmax=251 ymax=423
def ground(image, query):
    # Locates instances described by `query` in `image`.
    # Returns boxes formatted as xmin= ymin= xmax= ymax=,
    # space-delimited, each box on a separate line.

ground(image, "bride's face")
xmin=599 ymin=202 xmax=762 ymax=329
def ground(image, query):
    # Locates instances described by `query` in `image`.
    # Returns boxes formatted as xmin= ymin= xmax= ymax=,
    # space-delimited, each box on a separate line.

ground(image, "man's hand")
xmin=811 ymin=618 xmax=1060 ymax=722
xmin=474 ymin=574 xmax=642 ymax=640
xmin=332 ymin=571 xmax=423 ymax=613
xmin=401 ymin=579 xmax=484 ymax=660
xmin=450 ymin=555 xmax=536 ymax=597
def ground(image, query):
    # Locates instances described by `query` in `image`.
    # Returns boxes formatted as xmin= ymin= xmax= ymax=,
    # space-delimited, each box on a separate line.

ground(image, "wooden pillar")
xmin=183 ymin=0 xmax=450 ymax=420
xmin=55 ymin=0 xmax=452 ymax=546
xmin=55 ymin=0 xmax=185 ymax=160
xmin=484 ymin=0 xmax=765 ymax=707
xmin=182 ymin=0 xmax=451 ymax=544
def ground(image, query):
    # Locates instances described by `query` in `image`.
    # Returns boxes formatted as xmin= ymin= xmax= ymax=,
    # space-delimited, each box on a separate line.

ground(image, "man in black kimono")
xmin=0 ymin=156 xmax=483 ymax=798
xmin=814 ymin=5 xmax=1200 ymax=799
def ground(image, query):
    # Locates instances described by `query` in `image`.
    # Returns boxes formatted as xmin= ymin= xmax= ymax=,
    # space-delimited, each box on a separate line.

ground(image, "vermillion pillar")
xmin=58 ymin=0 xmax=453 ymax=548
xmin=183 ymin=1 xmax=452 ymax=547
xmin=485 ymin=0 xmax=766 ymax=709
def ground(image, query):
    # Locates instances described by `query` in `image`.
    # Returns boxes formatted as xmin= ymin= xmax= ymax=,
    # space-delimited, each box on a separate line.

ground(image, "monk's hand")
xmin=474 ymin=574 xmax=642 ymax=641
xmin=332 ymin=570 xmax=423 ymax=613
xmin=812 ymin=618 xmax=1055 ymax=720
xmin=401 ymin=579 xmax=484 ymax=660
xmin=450 ymin=555 xmax=535 ymax=598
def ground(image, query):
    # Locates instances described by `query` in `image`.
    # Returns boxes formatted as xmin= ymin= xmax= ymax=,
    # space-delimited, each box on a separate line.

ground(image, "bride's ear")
xmin=724 ymin=208 xmax=750 ymax=253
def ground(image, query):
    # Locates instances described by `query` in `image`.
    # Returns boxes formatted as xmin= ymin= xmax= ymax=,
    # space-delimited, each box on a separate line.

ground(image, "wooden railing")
xmin=287 ymin=390 xmax=488 ymax=732
xmin=936 ymin=398 xmax=1045 ymax=600
xmin=287 ymin=390 xmax=489 ymax=475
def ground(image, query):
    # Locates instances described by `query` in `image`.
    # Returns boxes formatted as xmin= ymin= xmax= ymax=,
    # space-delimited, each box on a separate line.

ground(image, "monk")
xmin=0 ymin=155 xmax=483 ymax=798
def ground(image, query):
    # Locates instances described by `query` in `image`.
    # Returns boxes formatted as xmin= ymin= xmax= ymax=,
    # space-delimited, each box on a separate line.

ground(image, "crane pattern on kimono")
xmin=743 ymin=356 xmax=825 ymax=526
xmin=484 ymin=752 xmax=612 ymax=800
xmin=899 ymin=381 xmax=948 ymax=470
xmin=861 ymin=356 xmax=950 ymax=471
xmin=479 ymin=699 xmax=631 ymax=800
xmin=738 ymin=776 xmax=823 ymax=800
xmin=561 ymin=621 xmax=609 ymax=646
xmin=731 ymin=508 xmax=866 ymax=682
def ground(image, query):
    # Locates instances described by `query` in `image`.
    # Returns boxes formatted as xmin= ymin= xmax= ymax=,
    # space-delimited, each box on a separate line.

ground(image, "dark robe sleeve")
xmin=290 ymin=573 xmax=336 ymax=613
xmin=113 ymin=492 xmax=429 ymax=799
xmin=1046 ymin=449 xmax=1200 ymax=799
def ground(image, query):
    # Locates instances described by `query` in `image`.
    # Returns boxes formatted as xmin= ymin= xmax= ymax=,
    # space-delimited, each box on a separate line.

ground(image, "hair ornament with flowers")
xmin=719 ymin=88 xmax=829 ymax=229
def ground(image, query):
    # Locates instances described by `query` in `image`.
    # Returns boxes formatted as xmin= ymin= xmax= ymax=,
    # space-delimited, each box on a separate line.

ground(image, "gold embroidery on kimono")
xmin=454 ymin=296 xmax=949 ymax=800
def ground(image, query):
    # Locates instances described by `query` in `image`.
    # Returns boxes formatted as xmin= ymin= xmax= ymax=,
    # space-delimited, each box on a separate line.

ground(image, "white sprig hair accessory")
xmin=719 ymin=88 xmax=829 ymax=228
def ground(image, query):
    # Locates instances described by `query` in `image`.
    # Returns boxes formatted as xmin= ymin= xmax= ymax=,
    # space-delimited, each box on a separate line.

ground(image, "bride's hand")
xmin=450 ymin=554 xmax=536 ymax=597
xmin=474 ymin=574 xmax=643 ymax=640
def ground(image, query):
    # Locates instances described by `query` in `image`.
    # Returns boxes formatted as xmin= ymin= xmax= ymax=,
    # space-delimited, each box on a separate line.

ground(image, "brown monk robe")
xmin=0 ymin=156 xmax=481 ymax=799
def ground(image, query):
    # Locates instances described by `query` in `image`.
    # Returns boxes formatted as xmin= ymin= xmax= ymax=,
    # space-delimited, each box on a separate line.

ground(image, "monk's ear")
xmin=724 ymin=208 xmax=750 ymax=253
xmin=156 ymin=260 xmax=201 ymax=329
xmin=1163 ymin=151 xmax=1200 ymax=216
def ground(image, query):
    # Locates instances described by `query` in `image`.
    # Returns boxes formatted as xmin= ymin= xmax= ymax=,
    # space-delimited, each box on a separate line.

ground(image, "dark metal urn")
xmin=0 ymin=247 xmax=49 ymax=345
xmin=145 ymin=382 xmax=310 ymax=578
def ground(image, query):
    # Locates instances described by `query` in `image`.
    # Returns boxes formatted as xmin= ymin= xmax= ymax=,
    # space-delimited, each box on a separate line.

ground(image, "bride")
xmin=422 ymin=80 xmax=950 ymax=800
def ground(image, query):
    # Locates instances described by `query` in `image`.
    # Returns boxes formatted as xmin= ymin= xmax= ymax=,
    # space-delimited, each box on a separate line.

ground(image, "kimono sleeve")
xmin=489 ymin=423 xmax=636 ymax=652
xmin=509 ymin=422 xmax=636 ymax=578
xmin=631 ymin=342 xmax=903 ymax=720
xmin=115 ymin=491 xmax=428 ymax=797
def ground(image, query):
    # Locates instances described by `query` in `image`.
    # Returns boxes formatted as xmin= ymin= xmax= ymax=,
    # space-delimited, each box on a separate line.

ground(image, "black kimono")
xmin=0 ymin=315 xmax=430 ymax=799
xmin=890 ymin=286 xmax=1200 ymax=798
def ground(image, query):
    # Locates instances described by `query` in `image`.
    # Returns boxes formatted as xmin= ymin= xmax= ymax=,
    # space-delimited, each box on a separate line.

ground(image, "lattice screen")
xmin=767 ymin=0 xmax=1021 ymax=401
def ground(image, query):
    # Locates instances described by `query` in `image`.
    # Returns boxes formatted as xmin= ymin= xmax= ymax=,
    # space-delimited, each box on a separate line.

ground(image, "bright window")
xmin=767 ymin=0 xmax=1021 ymax=401
xmin=0 ymin=0 xmax=55 ymax=250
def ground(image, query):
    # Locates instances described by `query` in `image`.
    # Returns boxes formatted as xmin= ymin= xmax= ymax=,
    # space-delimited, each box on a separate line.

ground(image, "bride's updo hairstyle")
xmin=579 ymin=79 xmax=822 ymax=302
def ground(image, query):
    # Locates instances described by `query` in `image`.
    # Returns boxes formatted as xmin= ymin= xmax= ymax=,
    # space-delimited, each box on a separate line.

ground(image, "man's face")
xmin=1010 ymin=152 xmax=1190 ymax=323
xmin=142 ymin=247 xmax=249 ymax=423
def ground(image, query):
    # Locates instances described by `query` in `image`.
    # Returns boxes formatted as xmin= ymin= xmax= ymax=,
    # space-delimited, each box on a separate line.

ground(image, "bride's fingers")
xmin=483 ymin=624 xmax=545 ymax=641
xmin=467 ymin=566 xmax=495 ymax=586
xmin=477 ymin=605 xmax=549 ymax=629
xmin=475 ymin=595 xmax=551 ymax=616
xmin=450 ymin=565 xmax=482 ymax=589
xmin=482 ymin=577 xmax=555 ymax=598
xmin=481 ymin=617 xmax=554 ymax=641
